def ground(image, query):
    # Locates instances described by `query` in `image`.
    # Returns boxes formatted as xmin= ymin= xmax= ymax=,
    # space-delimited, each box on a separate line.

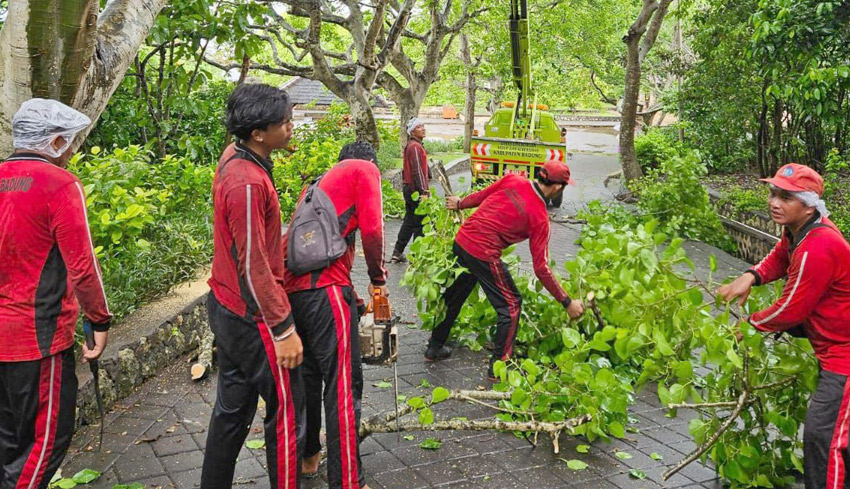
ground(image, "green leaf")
xmin=407 ymin=397 xmax=426 ymax=409
xmin=615 ymin=451 xmax=633 ymax=460
xmin=373 ymin=381 xmax=393 ymax=389
xmin=418 ymin=407 xmax=434 ymax=425
xmin=562 ymin=328 xmax=582 ymax=349
xmin=726 ymin=349 xmax=743 ymax=369
xmin=245 ymin=439 xmax=266 ymax=449
xmin=576 ymin=444 xmax=590 ymax=454
xmin=431 ymin=387 xmax=450 ymax=404
xmin=56 ymin=479 xmax=77 ymax=489
xmin=709 ymin=254 xmax=717 ymax=273
xmin=653 ymin=328 xmax=675 ymax=356
xmin=72 ymin=469 xmax=101 ymax=484
xmin=419 ymin=438 xmax=442 ymax=450
xmin=628 ymin=469 xmax=647 ymax=480
xmin=403 ymin=435 xmax=415 ymax=441
xmin=565 ymin=459 xmax=588 ymax=470
xmin=650 ymin=452 xmax=663 ymax=461
xmin=418 ymin=379 xmax=432 ymax=388
xmin=607 ymin=421 xmax=626 ymax=438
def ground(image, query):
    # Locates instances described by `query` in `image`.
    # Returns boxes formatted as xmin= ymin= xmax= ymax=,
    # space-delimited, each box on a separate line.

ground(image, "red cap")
xmin=540 ymin=161 xmax=576 ymax=185
xmin=760 ymin=163 xmax=823 ymax=196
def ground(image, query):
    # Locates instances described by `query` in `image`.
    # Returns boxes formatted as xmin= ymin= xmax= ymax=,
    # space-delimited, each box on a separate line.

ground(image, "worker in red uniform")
xmin=426 ymin=161 xmax=585 ymax=379
xmin=285 ymin=141 xmax=388 ymax=489
xmin=0 ymin=99 xmax=112 ymax=488
xmin=202 ymin=84 xmax=304 ymax=489
xmin=390 ymin=118 xmax=429 ymax=263
xmin=718 ymin=164 xmax=850 ymax=489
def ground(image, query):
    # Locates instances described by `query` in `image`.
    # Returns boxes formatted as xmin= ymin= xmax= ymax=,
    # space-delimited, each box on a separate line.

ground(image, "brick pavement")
xmin=58 ymin=214 xmax=754 ymax=489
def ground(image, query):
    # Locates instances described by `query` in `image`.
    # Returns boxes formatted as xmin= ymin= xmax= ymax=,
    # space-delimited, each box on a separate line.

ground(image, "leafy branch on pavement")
xmin=360 ymin=388 xmax=591 ymax=454
xmin=401 ymin=197 xmax=817 ymax=488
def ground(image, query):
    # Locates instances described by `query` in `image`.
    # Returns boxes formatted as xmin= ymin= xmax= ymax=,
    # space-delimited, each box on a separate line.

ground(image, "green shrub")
xmin=423 ymin=137 xmax=464 ymax=154
xmin=721 ymin=187 xmax=768 ymax=214
xmin=823 ymin=149 xmax=850 ymax=235
xmin=68 ymin=145 xmax=214 ymax=320
xmin=634 ymin=127 xmax=685 ymax=173
xmin=631 ymin=151 xmax=734 ymax=250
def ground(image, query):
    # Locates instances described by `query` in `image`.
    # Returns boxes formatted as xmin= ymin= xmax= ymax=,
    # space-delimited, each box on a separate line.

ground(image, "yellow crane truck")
xmin=470 ymin=0 xmax=568 ymax=207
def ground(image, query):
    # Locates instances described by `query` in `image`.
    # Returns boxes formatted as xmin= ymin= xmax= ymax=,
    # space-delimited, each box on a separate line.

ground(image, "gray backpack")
xmin=286 ymin=175 xmax=348 ymax=276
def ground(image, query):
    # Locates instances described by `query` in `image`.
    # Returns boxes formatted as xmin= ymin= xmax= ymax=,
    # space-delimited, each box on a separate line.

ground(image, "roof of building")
xmin=282 ymin=77 xmax=343 ymax=107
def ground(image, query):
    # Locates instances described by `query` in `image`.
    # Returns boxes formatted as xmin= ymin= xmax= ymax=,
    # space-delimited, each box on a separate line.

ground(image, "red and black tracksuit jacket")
xmin=0 ymin=152 xmax=111 ymax=489
xmin=202 ymin=143 xmax=303 ymax=489
xmin=430 ymin=174 xmax=570 ymax=360
xmin=746 ymin=214 xmax=850 ymax=489
xmin=284 ymin=159 xmax=387 ymax=489
xmin=393 ymin=137 xmax=430 ymax=255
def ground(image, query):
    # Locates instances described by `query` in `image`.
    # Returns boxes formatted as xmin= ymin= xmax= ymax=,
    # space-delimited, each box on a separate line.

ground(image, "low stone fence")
xmin=75 ymin=277 xmax=210 ymax=427
xmin=708 ymin=188 xmax=779 ymax=264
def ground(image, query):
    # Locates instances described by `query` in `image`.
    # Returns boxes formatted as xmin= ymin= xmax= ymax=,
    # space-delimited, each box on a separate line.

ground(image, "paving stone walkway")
xmin=60 ymin=153 xmax=761 ymax=488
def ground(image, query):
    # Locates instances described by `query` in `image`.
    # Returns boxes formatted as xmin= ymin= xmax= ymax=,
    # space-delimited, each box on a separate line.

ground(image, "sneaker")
xmin=424 ymin=344 xmax=452 ymax=361
xmin=389 ymin=253 xmax=407 ymax=264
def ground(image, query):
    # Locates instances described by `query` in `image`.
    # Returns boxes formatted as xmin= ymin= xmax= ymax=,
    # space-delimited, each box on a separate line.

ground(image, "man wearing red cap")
xmin=426 ymin=161 xmax=585 ymax=379
xmin=718 ymin=163 xmax=850 ymax=489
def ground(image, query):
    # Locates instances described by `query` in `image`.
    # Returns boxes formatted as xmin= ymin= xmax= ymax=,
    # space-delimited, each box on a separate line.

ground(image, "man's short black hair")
xmin=338 ymin=141 xmax=378 ymax=165
xmin=225 ymin=83 xmax=292 ymax=141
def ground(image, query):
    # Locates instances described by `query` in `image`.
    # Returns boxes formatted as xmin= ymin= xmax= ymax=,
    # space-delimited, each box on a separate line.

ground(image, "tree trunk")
xmin=0 ymin=0 xmax=170 ymax=155
xmin=464 ymin=74 xmax=477 ymax=153
xmin=461 ymin=34 xmax=477 ymax=153
xmin=393 ymin=86 xmax=429 ymax=150
xmin=351 ymin=95 xmax=380 ymax=150
xmin=618 ymin=0 xmax=673 ymax=183
xmin=398 ymin=98 xmax=418 ymax=150
xmin=620 ymin=36 xmax=644 ymax=181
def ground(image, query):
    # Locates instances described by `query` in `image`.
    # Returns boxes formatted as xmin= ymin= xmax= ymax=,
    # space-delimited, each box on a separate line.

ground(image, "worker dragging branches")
xmin=426 ymin=161 xmax=585 ymax=380
xmin=718 ymin=164 xmax=850 ymax=489
xmin=0 ymin=99 xmax=112 ymax=488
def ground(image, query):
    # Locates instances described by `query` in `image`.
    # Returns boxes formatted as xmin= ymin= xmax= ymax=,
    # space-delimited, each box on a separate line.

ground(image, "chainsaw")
xmin=360 ymin=292 xmax=400 ymax=438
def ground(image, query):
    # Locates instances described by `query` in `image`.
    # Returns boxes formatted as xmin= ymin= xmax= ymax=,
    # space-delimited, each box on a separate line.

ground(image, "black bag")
xmin=286 ymin=175 xmax=347 ymax=275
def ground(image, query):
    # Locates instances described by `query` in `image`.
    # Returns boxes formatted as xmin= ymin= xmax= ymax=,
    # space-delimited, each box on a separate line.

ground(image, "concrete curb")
xmin=75 ymin=277 xmax=211 ymax=427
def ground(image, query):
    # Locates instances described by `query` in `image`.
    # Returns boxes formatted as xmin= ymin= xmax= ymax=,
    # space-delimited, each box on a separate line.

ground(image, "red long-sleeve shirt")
xmin=0 ymin=152 xmax=112 ymax=361
xmin=748 ymin=215 xmax=850 ymax=375
xmin=284 ymin=159 xmax=388 ymax=292
xmin=454 ymin=174 xmax=569 ymax=303
xmin=209 ymin=143 xmax=293 ymax=335
xmin=401 ymin=137 xmax=429 ymax=192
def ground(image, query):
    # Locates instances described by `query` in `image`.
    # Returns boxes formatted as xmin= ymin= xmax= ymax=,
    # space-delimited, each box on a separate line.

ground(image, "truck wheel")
xmin=548 ymin=193 xmax=563 ymax=209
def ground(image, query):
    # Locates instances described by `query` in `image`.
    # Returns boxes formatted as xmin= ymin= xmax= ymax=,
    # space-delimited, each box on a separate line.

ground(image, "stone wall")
xmin=708 ymin=188 xmax=779 ymax=264
xmin=75 ymin=279 xmax=210 ymax=427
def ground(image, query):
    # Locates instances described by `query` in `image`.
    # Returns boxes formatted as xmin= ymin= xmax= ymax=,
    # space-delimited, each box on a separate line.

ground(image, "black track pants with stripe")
xmin=289 ymin=286 xmax=365 ymax=489
xmin=806 ymin=369 xmax=850 ymax=489
xmin=392 ymin=185 xmax=425 ymax=256
xmin=0 ymin=348 xmax=76 ymax=489
xmin=429 ymin=241 xmax=522 ymax=361
xmin=201 ymin=293 xmax=304 ymax=489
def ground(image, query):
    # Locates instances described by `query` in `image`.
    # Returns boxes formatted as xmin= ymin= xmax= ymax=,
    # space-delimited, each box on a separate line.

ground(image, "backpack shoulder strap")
xmin=304 ymin=172 xmax=327 ymax=202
